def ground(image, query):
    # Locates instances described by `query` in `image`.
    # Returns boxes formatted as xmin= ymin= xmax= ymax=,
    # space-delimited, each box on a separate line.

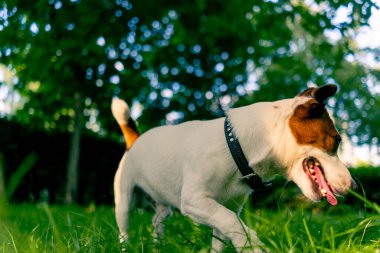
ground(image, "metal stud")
xmin=230 ymin=138 xmax=234 ymax=142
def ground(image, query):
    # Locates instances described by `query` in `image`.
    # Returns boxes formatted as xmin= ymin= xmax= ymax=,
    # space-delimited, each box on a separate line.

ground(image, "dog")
xmin=112 ymin=84 xmax=353 ymax=252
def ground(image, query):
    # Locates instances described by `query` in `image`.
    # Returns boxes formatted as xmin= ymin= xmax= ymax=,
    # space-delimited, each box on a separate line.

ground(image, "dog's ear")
xmin=298 ymin=87 xmax=317 ymax=98
xmin=298 ymin=84 xmax=337 ymax=104
xmin=314 ymin=84 xmax=337 ymax=104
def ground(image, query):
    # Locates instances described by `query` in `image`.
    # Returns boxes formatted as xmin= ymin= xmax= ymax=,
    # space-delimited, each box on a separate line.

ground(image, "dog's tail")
xmin=111 ymin=97 xmax=139 ymax=150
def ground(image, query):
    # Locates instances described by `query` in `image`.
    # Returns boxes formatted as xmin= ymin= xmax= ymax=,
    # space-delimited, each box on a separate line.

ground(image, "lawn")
xmin=0 ymin=196 xmax=379 ymax=253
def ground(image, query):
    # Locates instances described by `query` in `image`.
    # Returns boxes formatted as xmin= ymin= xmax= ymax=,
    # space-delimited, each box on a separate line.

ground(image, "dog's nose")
xmin=335 ymin=135 xmax=342 ymax=144
xmin=350 ymin=178 xmax=358 ymax=190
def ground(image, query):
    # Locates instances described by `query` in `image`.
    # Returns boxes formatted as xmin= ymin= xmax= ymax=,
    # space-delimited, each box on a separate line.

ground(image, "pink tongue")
xmin=313 ymin=165 xmax=338 ymax=206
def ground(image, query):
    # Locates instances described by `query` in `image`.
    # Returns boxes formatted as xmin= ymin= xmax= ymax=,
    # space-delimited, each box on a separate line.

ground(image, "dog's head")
xmin=283 ymin=84 xmax=353 ymax=205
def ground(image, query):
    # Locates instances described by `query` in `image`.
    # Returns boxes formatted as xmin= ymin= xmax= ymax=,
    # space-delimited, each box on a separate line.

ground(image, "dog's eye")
xmin=335 ymin=135 xmax=342 ymax=145
xmin=331 ymin=135 xmax=342 ymax=154
xmin=310 ymin=103 xmax=319 ymax=110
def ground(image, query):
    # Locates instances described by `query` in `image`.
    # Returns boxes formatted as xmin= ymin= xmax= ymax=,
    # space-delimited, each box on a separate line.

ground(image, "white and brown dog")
xmin=112 ymin=84 xmax=353 ymax=252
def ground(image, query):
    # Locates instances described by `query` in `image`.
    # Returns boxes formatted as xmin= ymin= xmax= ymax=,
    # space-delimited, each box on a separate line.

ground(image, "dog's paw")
xmin=238 ymin=245 xmax=270 ymax=253
xmin=239 ymin=230 xmax=269 ymax=253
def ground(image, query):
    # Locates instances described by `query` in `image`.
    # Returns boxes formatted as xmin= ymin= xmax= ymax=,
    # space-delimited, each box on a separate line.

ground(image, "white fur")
xmin=111 ymin=97 xmax=130 ymax=125
xmin=113 ymin=96 xmax=352 ymax=252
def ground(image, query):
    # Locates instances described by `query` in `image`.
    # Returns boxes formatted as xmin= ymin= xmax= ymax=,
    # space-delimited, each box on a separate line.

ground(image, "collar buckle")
xmin=240 ymin=173 xmax=255 ymax=180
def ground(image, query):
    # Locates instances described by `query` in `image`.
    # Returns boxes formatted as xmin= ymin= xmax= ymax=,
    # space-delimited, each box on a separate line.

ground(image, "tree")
xmin=0 ymin=0 xmax=378 ymax=203
xmin=0 ymin=0 xmax=178 ymax=203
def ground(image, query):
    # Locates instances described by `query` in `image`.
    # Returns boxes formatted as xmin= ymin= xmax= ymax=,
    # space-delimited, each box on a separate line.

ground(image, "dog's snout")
xmin=336 ymin=177 xmax=356 ymax=196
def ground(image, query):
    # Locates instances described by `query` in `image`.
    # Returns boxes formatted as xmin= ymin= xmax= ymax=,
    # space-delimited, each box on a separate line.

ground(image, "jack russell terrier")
xmin=111 ymin=84 xmax=353 ymax=252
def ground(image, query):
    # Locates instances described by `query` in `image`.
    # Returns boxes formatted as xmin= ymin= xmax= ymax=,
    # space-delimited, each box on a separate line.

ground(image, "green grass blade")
xmin=0 ymin=153 xmax=6 ymax=204
xmin=40 ymin=203 xmax=65 ymax=252
xmin=2 ymin=224 xmax=18 ymax=253
xmin=302 ymin=218 xmax=316 ymax=253
xmin=284 ymin=220 xmax=293 ymax=250
xmin=6 ymin=153 xmax=38 ymax=201
xmin=348 ymin=189 xmax=380 ymax=214
xmin=329 ymin=226 xmax=335 ymax=251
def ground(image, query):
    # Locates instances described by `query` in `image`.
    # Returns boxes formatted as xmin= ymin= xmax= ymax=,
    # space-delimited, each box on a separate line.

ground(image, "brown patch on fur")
xmin=120 ymin=123 xmax=139 ymax=150
xmin=289 ymin=99 xmax=341 ymax=154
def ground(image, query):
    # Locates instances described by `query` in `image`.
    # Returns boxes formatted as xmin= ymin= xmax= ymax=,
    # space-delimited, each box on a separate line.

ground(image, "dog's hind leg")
xmin=115 ymin=182 xmax=134 ymax=244
xmin=114 ymin=154 xmax=134 ymax=244
xmin=152 ymin=203 xmax=172 ymax=241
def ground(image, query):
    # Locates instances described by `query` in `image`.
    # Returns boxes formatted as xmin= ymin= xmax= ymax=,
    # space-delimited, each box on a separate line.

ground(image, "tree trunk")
xmin=64 ymin=92 xmax=82 ymax=204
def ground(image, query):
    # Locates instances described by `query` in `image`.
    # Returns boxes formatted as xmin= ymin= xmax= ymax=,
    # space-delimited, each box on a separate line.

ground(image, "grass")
xmin=0 ymin=196 xmax=379 ymax=253
xmin=1 ymin=155 xmax=379 ymax=252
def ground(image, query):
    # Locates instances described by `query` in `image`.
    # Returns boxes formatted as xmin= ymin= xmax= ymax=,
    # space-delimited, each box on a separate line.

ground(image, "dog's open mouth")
xmin=303 ymin=158 xmax=338 ymax=206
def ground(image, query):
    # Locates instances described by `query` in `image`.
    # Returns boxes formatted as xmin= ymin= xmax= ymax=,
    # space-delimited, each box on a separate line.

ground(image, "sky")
xmin=356 ymin=3 xmax=380 ymax=49
xmin=355 ymin=2 xmax=380 ymax=70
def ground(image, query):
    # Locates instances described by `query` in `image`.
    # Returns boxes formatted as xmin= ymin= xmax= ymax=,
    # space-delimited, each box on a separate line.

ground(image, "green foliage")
xmin=0 ymin=118 xmax=123 ymax=204
xmin=0 ymin=0 xmax=379 ymax=144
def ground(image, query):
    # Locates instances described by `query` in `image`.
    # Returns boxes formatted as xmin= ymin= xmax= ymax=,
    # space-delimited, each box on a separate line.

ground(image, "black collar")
xmin=224 ymin=117 xmax=271 ymax=191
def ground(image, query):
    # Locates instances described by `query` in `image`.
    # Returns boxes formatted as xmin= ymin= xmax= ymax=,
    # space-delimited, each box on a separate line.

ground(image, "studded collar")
xmin=224 ymin=117 xmax=271 ymax=191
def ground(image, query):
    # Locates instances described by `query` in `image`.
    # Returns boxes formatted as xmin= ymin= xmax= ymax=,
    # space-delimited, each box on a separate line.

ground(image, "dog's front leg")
xmin=181 ymin=195 xmax=263 ymax=252
xmin=211 ymin=228 xmax=227 ymax=252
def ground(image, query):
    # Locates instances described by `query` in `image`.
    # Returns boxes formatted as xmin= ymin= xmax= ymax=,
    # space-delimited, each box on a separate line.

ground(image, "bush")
xmin=0 ymin=119 xmax=124 ymax=204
